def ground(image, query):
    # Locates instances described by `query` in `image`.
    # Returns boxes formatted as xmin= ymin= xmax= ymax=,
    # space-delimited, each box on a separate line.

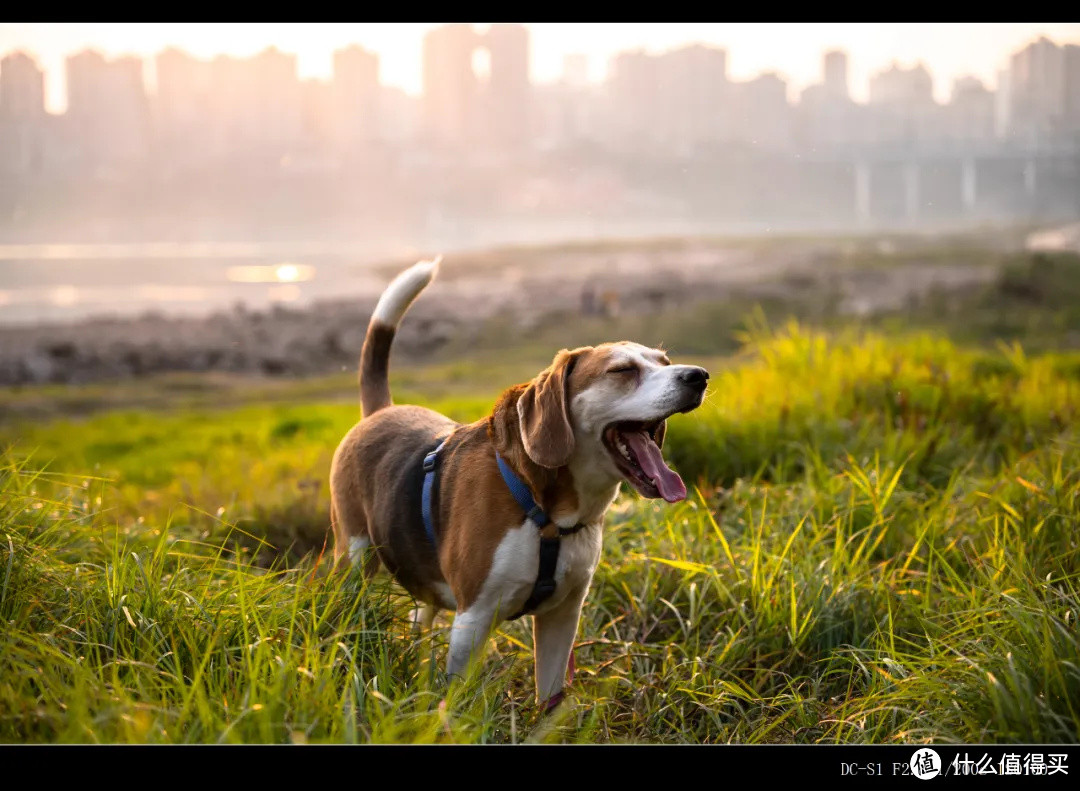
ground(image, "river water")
xmin=0 ymin=241 xmax=416 ymax=326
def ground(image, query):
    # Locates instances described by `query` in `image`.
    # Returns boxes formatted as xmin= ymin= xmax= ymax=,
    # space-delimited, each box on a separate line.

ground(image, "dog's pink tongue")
xmin=624 ymin=430 xmax=687 ymax=502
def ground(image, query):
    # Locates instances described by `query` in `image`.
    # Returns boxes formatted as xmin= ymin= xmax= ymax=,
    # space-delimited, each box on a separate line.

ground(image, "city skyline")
xmin=3 ymin=26 xmax=1079 ymax=173
xmin=2 ymin=24 xmax=1078 ymax=245
xmin=2 ymin=22 xmax=1079 ymax=113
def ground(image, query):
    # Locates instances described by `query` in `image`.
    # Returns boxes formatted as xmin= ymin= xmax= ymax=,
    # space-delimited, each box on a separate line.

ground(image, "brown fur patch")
xmin=563 ymin=344 xmax=617 ymax=397
xmin=436 ymin=423 xmax=534 ymax=610
xmin=517 ymin=349 xmax=581 ymax=469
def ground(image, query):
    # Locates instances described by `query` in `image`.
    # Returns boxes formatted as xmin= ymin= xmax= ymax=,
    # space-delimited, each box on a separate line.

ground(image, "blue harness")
xmin=420 ymin=436 xmax=587 ymax=619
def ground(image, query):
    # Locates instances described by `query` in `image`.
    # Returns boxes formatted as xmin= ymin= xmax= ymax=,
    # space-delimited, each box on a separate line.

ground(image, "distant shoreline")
xmin=0 ymin=233 xmax=1018 ymax=387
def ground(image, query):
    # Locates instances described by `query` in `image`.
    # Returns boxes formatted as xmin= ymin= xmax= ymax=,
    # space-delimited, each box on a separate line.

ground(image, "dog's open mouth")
xmin=602 ymin=420 xmax=686 ymax=503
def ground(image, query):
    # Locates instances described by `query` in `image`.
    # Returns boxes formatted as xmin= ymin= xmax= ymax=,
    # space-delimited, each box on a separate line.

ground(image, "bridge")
xmin=800 ymin=141 xmax=1080 ymax=226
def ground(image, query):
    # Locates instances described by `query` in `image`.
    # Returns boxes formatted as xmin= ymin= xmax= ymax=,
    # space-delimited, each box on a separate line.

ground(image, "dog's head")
xmin=491 ymin=342 xmax=709 ymax=502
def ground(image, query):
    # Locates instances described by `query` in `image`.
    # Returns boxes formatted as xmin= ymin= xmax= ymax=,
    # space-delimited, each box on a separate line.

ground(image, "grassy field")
xmin=2 ymin=248 xmax=1079 ymax=743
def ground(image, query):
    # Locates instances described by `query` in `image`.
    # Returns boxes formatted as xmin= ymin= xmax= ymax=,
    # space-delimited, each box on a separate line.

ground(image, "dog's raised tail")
xmin=359 ymin=255 xmax=441 ymax=417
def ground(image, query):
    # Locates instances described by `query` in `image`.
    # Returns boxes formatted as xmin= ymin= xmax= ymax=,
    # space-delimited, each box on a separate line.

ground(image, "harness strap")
xmin=496 ymin=452 xmax=550 ymax=527
xmin=495 ymin=451 xmax=587 ymax=620
xmin=494 ymin=453 xmax=587 ymax=538
xmin=421 ymin=439 xmax=447 ymax=547
xmin=420 ymin=443 xmax=589 ymax=620
xmin=510 ymin=536 xmax=561 ymax=620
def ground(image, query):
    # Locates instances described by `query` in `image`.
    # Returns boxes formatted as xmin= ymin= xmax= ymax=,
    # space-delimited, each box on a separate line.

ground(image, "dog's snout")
xmin=678 ymin=366 xmax=709 ymax=391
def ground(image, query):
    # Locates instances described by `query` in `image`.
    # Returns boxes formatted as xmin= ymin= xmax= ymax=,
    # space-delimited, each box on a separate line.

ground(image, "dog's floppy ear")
xmin=652 ymin=420 xmax=667 ymax=450
xmin=517 ymin=348 xmax=581 ymax=469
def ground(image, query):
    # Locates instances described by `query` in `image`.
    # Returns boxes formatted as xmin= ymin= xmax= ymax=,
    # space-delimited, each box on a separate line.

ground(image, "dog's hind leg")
xmin=352 ymin=539 xmax=381 ymax=581
xmin=331 ymin=501 xmax=381 ymax=579
xmin=410 ymin=603 xmax=437 ymax=634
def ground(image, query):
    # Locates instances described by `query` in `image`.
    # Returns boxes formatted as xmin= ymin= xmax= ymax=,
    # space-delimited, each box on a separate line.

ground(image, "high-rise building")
xmin=378 ymin=86 xmax=420 ymax=145
xmin=421 ymin=23 xmax=531 ymax=150
xmin=533 ymin=54 xmax=601 ymax=149
xmin=868 ymin=62 xmax=939 ymax=146
xmin=333 ymin=44 xmax=380 ymax=150
xmin=299 ymin=78 xmax=334 ymax=153
xmin=253 ymin=47 xmax=302 ymax=154
xmin=485 ymin=23 xmax=531 ymax=148
xmin=206 ymin=54 xmax=247 ymax=158
xmin=609 ymin=43 xmax=736 ymax=152
xmin=732 ymin=72 xmax=791 ymax=151
xmin=869 ymin=62 xmax=933 ymax=107
xmin=607 ymin=49 xmax=655 ymax=149
xmin=65 ymin=49 xmax=105 ymax=118
xmin=205 ymin=47 xmax=302 ymax=160
xmin=797 ymin=50 xmax=861 ymax=150
xmin=1006 ymin=36 xmax=1066 ymax=145
xmin=0 ymin=51 xmax=47 ymax=175
xmin=994 ymin=67 xmax=1012 ymax=140
xmin=155 ymin=48 xmax=210 ymax=125
xmin=534 ymin=54 xmax=605 ymax=149
xmin=422 ymin=23 xmax=481 ymax=147
xmin=154 ymin=47 xmax=213 ymax=166
xmin=65 ymin=49 xmax=149 ymax=168
xmin=945 ymin=76 xmax=995 ymax=144
xmin=655 ymin=44 xmax=729 ymax=153
xmin=0 ymin=51 xmax=45 ymax=119
xmin=823 ymin=50 xmax=849 ymax=102
xmin=1064 ymin=44 xmax=1080 ymax=137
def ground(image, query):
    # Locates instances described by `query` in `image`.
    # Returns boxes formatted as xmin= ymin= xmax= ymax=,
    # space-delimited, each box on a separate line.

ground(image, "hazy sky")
xmin=3 ymin=22 xmax=1079 ymax=113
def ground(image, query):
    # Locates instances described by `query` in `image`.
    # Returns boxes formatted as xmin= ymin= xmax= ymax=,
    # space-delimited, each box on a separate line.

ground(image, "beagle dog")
xmin=330 ymin=257 xmax=708 ymax=708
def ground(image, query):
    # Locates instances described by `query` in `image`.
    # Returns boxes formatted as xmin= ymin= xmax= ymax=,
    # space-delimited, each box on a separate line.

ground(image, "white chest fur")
xmin=474 ymin=518 xmax=604 ymax=622
xmin=444 ymin=479 xmax=618 ymax=683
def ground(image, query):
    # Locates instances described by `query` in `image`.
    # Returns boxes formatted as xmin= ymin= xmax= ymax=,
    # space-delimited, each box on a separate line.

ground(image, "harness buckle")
xmin=526 ymin=504 xmax=549 ymax=527
xmin=422 ymin=450 xmax=438 ymax=473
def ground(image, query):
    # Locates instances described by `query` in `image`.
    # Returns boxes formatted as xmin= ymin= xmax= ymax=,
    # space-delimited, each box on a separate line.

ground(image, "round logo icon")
xmin=911 ymin=748 xmax=942 ymax=780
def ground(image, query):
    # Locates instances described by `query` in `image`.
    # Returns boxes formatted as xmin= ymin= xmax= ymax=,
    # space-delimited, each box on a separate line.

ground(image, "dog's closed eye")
xmin=607 ymin=364 xmax=637 ymax=375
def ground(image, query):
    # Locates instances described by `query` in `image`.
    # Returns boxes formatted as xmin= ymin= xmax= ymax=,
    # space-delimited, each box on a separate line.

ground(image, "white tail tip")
xmin=371 ymin=254 xmax=443 ymax=328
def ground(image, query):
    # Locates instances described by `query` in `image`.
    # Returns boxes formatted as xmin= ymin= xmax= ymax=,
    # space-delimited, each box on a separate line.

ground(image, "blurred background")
xmin=0 ymin=22 xmax=1078 ymax=385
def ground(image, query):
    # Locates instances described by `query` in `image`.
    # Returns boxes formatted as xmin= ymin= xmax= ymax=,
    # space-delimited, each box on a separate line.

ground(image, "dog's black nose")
xmin=678 ymin=366 xmax=709 ymax=391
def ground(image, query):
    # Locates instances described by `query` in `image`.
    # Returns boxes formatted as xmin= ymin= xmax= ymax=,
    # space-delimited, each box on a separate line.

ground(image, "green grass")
xmin=2 ymin=314 xmax=1078 ymax=743
xmin=879 ymin=252 xmax=1080 ymax=353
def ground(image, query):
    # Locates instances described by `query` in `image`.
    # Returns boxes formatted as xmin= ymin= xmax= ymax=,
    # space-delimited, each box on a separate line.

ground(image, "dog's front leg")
xmin=446 ymin=604 xmax=498 ymax=680
xmin=533 ymin=584 xmax=588 ymax=707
